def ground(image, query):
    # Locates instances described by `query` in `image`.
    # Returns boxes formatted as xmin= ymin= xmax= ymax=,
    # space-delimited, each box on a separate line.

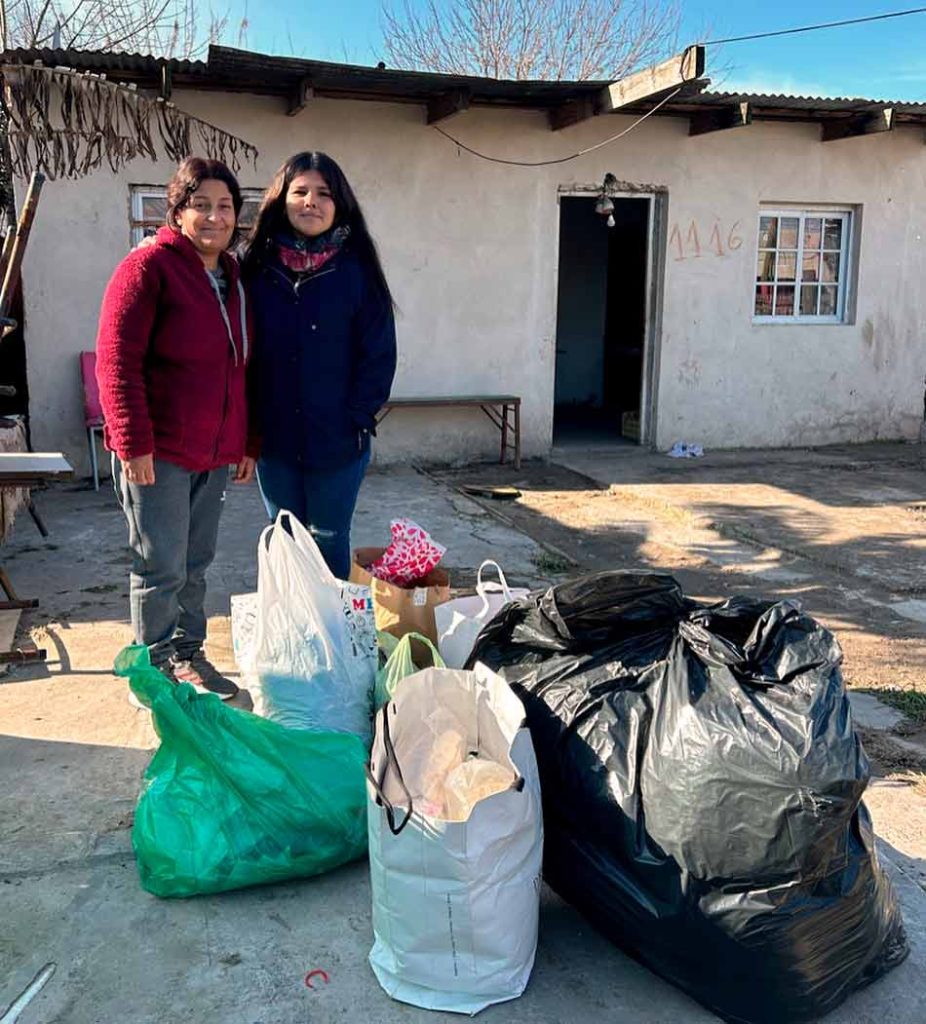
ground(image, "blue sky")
xmin=227 ymin=1 xmax=924 ymax=102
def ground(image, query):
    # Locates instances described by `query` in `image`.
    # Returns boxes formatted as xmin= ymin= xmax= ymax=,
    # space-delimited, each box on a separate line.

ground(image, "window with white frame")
xmin=129 ymin=185 xmax=263 ymax=246
xmin=754 ymin=209 xmax=852 ymax=322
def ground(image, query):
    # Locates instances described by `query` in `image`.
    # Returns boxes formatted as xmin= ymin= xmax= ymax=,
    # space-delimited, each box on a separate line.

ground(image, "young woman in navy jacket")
xmin=241 ymin=152 xmax=397 ymax=578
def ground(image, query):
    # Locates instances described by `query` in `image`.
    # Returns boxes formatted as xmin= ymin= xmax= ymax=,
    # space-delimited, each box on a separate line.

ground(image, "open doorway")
xmin=553 ymin=195 xmax=651 ymax=445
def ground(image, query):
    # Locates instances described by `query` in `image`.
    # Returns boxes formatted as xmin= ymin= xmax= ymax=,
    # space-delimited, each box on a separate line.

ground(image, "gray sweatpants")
xmin=113 ymin=456 xmax=227 ymax=668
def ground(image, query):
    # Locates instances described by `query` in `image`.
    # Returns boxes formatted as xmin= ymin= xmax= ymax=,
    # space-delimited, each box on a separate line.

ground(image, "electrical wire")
xmin=430 ymin=7 xmax=926 ymax=167
xmin=433 ymin=86 xmax=682 ymax=167
xmin=702 ymin=6 xmax=926 ymax=46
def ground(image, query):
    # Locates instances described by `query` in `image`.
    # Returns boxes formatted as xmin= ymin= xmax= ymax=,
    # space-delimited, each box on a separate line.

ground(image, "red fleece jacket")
xmin=95 ymin=226 xmax=256 ymax=472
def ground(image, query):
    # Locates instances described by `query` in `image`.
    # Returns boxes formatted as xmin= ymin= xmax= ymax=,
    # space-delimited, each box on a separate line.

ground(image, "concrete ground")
xmin=2 ymin=449 xmax=926 ymax=1022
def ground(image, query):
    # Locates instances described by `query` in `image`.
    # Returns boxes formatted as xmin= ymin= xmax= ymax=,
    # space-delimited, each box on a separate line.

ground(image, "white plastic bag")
xmin=249 ymin=511 xmax=376 ymax=742
xmin=434 ymin=560 xmax=530 ymax=669
xmin=233 ymin=584 xmax=376 ymax=687
xmin=367 ymin=665 xmax=543 ymax=1014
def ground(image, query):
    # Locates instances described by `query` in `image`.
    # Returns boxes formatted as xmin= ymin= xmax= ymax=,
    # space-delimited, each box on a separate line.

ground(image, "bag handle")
xmin=367 ymin=704 xmax=414 ymax=835
xmin=476 ymin=559 xmax=514 ymax=618
xmin=257 ymin=514 xmax=337 ymax=672
xmin=273 ymin=510 xmax=340 ymax=586
xmin=377 ymin=630 xmax=401 ymax=660
xmin=391 ymin=631 xmax=446 ymax=669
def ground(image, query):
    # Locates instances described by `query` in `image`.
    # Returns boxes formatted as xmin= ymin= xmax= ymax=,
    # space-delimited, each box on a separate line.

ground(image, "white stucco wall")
xmin=15 ymin=86 xmax=926 ymax=472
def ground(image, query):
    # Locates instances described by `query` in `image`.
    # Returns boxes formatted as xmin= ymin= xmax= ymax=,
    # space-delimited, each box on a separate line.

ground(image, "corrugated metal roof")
xmin=697 ymin=90 xmax=926 ymax=115
xmin=0 ymin=46 xmax=206 ymax=75
xmin=2 ymin=46 xmax=924 ymax=123
xmin=203 ymin=45 xmax=612 ymax=103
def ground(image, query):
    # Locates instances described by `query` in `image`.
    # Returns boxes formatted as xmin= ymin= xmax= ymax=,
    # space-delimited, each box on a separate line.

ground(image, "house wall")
xmin=15 ymin=87 xmax=926 ymax=473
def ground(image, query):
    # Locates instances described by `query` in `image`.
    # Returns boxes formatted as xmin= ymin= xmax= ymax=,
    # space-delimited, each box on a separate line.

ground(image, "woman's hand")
xmin=234 ymin=456 xmax=256 ymax=484
xmin=122 ymin=454 xmax=155 ymax=485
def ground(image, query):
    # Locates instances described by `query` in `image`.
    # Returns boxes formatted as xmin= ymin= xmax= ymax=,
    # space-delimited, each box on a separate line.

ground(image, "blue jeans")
xmin=113 ymin=456 xmax=227 ymax=667
xmin=257 ymin=452 xmax=370 ymax=579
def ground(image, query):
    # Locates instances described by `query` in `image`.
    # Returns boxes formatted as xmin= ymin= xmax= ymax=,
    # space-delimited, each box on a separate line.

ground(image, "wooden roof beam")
xmin=600 ymin=44 xmax=705 ymax=114
xmin=689 ymin=100 xmax=751 ymax=137
xmin=547 ymin=44 xmax=705 ymax=131
xmin=821 ymin=107 xmax=894 ymax=141
xmin=426 ymin=88 xmax=470 ymax=124
xmin=286 ymin=76 xmax=314 ymax=116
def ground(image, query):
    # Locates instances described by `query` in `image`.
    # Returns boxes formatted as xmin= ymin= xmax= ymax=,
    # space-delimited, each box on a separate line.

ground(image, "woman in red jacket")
xmin=96 ymin=157 xmax=255 ymax=703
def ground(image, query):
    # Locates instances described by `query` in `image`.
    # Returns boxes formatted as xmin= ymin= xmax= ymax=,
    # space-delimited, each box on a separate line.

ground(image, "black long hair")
xmin=240 ymin=151 xmax=394 ymax=308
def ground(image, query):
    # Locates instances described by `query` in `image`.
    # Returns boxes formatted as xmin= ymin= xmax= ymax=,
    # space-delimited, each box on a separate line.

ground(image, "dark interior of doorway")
xmin=553 ymin=195 xmax=649 ymax=444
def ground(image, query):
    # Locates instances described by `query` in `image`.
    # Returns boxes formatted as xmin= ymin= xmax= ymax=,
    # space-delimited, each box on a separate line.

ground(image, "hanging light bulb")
xmin=595 ymin=173 xmax=618 ymax=228
xmin=595 ymin=194 xmax=615 ymax=229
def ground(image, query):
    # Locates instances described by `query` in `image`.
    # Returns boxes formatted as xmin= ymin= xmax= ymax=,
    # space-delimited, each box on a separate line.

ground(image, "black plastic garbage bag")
xmin=467 ymin=572 xmax=908 ymax=1024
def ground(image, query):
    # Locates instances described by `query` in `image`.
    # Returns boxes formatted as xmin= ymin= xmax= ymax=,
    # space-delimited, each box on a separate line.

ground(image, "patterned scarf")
xmin=275 ymin=224 xmax=350 ymax=275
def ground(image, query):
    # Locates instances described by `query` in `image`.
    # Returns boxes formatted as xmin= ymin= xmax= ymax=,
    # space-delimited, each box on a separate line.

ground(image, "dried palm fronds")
xmin=1 ymin=62 xmax=258 ymax=179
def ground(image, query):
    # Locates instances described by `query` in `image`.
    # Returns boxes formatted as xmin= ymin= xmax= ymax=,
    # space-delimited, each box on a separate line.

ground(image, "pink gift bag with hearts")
xmin=368 ymin=518 xmax=446 ymax=587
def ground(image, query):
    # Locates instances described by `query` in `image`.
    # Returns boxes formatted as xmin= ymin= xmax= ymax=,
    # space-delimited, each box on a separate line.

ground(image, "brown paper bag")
xmin=350 ymin=546 xmax=451 ymax=646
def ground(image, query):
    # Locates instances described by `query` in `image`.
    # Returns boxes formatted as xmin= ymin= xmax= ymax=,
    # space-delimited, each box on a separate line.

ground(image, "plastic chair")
xmin=79 ymin=351 xmax=104 ymax=490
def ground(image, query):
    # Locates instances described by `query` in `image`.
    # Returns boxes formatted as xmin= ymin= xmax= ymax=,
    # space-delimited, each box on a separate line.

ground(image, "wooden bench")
xmin=376 ymin=395 xmax=521 ymax=469
xmin=0 ymin=451 xmax=74 ymax=664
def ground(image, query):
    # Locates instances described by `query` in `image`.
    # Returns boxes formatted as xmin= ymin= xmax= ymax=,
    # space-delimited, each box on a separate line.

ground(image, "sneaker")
xmin=169 ymin=651 xmax=239 ymax=700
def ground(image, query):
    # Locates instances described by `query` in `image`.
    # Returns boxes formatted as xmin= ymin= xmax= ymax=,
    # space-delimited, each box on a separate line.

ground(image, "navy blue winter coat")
xmin=249 ymin=247 xmax=397 ymax=470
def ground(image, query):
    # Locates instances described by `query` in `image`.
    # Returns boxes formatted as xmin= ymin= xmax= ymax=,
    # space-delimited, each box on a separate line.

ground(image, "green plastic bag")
xmin=374 ymin=630 xmax=445 ymax=710
xmin=117 ymin=646 xmax=368 ymax=898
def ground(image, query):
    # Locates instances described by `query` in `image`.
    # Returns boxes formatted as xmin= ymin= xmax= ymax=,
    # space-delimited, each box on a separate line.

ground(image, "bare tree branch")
xmin=1 ymin=0 xmax=236 ymax=59
xmin=382 ymin=0 xmax=681 ymax=81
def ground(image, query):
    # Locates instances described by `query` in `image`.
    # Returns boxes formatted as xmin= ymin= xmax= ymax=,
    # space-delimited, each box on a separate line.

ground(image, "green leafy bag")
xmin=374 ymin=631 xmax=444 ymax=710
xmin=117 ymin=646 xmax=368 ymax=898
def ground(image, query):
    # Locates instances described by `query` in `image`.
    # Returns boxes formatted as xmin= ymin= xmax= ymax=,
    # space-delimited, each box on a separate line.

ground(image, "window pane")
xmin=822 ymin=252 xmax=840 ymax=282
xmin=823 ymin=219 xmax=843 ymax=250
xmin=239 ymin=197 xmax=261 ymax=228
xmin=757 ymin=252 xmax=776 ymax=282
xmin=775 ymin=285 xmax=795 ymax=316
xmin=141 ymin=195 xmax=167 ymax=220
xmin=758 ymin=216 xmax=778 ymax=248
xmin=803 ymin=218 xmax=822 ymax=249
xmin=800 ymin=286 xmax=819 ymax=316
xmin=779 ymin=217 xmax=799 ymax=248
xmin=820 ymin=286 xmax=838 ymax=316
xmin=777 ymin=252 xmax=797 ymax=282
xmin=802 ymin=252 xmax=820 ymax=282
xmin=755 ymin=286 xmax=773 ymax=316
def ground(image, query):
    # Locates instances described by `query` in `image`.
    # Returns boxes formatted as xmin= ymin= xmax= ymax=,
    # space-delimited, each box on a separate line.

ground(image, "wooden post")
xmin=500 ymin=402 xmax=509 ymax=464
xmin=0 ymin=224 xmax=16 ymax=287
xmin=0 ymin=171 xmax=45 ymax=324
xmin=160 ymin=63 xmax=172 ymax=101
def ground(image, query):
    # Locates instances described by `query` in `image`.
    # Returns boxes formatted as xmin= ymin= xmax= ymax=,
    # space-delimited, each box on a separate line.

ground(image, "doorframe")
xmin=553 ymin=184 xmax=667 ymax=447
